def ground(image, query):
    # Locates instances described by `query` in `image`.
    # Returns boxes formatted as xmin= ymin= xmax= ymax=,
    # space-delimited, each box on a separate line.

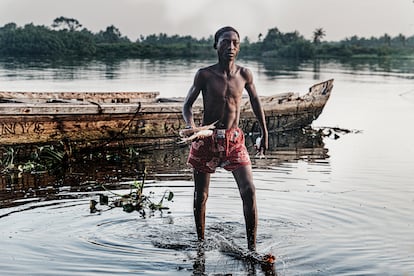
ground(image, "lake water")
xmin=0 ymin=57 xmax=414 ymax=275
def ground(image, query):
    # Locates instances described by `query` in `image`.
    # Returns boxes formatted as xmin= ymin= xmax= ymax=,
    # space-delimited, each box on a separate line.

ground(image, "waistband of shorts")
xmin=213 ymin=128 xmax=243 ymax=139
xmin=213 ymin=127 xmax=242 ymax=133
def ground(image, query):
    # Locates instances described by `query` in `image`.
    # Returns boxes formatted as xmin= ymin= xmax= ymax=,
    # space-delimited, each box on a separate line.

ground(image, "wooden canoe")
xmin=0 ymin=79 xmax=333 ymax=148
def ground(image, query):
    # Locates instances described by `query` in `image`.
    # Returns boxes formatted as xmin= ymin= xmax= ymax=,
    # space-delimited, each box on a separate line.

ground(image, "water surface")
xmin=0 ymin=57 xmax=413 ymax=275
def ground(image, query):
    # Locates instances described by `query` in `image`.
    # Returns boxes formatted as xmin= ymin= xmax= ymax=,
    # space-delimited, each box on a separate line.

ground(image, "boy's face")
xmin=217 ymin=31 xmax=240 ymax=61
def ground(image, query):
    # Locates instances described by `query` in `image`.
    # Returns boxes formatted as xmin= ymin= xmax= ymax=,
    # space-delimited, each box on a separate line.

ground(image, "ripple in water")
xmin=0 ymin=156 xmax=413 ymax=275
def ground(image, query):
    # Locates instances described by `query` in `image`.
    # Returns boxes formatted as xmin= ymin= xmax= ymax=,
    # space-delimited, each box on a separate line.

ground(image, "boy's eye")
xmin=220 ymin=39 xmax=239 ymax=46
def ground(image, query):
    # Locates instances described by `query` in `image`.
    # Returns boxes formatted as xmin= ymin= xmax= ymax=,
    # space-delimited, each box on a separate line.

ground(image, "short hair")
xmin=213 ymin=26 xmax=240 ymax=49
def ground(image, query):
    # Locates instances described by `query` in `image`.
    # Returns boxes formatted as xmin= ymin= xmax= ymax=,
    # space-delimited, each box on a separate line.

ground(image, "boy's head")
xmin=213 ymin=26 xmax=240 ymax=49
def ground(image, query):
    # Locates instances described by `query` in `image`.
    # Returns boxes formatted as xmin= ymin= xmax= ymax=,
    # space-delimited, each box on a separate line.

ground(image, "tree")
xmin=243 ymin=36 xmax=250 ymax=44
xmin=397 ymin=33 xmax=406 ymax=47
xmin=1 ymin=22 xmax=17 ymax=31
xmin=380 ymin=33 xmax=391 ymax=47
xmin=313 ymin=28 xmax=326 ymax=44
xmin=0 ymin=23 xmax=64 ymax=56
xmin=97 ymin=25 xmax=127 ymax=43
xmin=52 ymin=17 xmax=82 ymax=32
xmin=262 ymin=27 xmax=282 ymax=51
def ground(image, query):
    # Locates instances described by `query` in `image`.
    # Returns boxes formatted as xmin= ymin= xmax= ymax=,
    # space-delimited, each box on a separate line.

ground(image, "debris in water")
xmin=94 ymin=169 xmax=174 ymax=217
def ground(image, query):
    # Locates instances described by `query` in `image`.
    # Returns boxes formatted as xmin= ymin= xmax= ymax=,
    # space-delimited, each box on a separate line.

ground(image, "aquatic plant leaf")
xmin=167 ymin=191 xmax=174 ymax=201
xmin=149 ymin=203 xmax=161 ymax=210
xmin=99 ymin=194 xmax=109 ymax=205
xmin=122 ymin=203 xmax=134 ymax=213
xmin=89 ymin=200 xmax=98 ymax=213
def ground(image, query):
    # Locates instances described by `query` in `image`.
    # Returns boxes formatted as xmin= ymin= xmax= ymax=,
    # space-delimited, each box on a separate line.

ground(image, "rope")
xmin=70 ymin=102 xmax=142 ymax=150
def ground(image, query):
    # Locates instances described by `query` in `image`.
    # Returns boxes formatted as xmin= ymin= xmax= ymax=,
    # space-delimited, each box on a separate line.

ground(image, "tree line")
xmin=1 ymin=17 xmax=413 ymax=60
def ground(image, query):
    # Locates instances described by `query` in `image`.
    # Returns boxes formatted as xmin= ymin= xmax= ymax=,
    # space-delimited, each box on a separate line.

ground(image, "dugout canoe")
xmin=0 ymin=79 xmax=333 ymax=148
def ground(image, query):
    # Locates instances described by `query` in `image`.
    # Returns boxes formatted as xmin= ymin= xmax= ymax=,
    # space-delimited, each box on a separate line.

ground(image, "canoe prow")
xmin=240 ymin=79 xmax=333 ymax=134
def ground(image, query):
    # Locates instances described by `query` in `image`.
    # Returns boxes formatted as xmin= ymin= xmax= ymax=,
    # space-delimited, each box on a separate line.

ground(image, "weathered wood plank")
xmin=0 ymin=91 xmax=160 ymax=103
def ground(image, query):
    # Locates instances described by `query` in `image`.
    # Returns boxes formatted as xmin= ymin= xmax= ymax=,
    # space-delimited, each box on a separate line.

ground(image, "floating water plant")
xmin=91 ymin=169 xmax=174 ymax=217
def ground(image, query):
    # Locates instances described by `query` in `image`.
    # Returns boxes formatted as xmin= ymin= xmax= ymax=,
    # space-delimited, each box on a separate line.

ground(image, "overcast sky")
xmin=1 ymin=0 xmax=414 ymax=42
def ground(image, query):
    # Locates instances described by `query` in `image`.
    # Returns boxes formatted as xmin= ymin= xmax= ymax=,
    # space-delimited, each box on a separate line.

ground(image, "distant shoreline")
xmin=1 ymin=19 xmax=413 ymax=60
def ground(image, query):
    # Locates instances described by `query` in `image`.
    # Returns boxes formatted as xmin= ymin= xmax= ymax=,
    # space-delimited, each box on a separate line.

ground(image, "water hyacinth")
xmin=91 ymin=171 xmax=174 ymax=217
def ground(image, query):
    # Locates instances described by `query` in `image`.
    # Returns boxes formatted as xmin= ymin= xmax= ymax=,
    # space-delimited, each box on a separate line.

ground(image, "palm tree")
xmin=313 ymin=28 xmax=326 ymax=44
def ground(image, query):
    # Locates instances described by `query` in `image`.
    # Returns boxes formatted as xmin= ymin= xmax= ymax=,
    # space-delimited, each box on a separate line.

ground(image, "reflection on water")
xmin=2 ymin=121 xmax=411 ymax=275
xmin=0 ymin=129 xmax=329 ymax=275
xmin=260 ymin=57 xmax=414 ymax=80
xmin=247 ymin=128 xmax=329 ymax=169
xmin=1 ymin=57 xmax=414 ymax=275
xmin=0 ymin=129 xmax=328 ymax=209
xmin=259 ymin=58 xmax=304 ymax=78
xmin=2 ymin=57 xmax=414 ymax=96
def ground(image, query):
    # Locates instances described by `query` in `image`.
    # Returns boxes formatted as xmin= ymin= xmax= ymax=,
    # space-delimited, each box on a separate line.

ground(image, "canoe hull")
xmin=0 ymin=79 xmax=333 ymax=148
xmin=0 ymin=112 xmax=185 ymax=147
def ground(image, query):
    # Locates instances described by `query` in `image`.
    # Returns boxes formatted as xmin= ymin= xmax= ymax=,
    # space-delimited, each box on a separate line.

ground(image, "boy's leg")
xmin=232 ymin=165 xmax=257 ymax=251
xmin=193 ymin=170 xmax=211 ymax=242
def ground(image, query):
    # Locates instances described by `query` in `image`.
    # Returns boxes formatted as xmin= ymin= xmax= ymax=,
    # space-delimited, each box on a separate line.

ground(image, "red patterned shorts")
xmin=187 ymin=128 xmax=251 ymax=173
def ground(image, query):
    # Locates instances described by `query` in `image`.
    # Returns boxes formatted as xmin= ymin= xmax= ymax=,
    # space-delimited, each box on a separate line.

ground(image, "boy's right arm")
xmin=182 ymin=69 xmax=203 ymax=128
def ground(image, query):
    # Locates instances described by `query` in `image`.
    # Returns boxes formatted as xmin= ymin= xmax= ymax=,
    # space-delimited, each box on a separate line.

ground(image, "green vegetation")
xmin=1 ymin=144 xmax=66 ymax=173
xmin=88 ymin=165 xmax=174 ymax=217
xmin=95 ymin=176 xmax=175 ymax=217
xmin=1 ymin=17 xmax=414 ymax=60
xmin=1 ymin=142 xmax=175 ymax=217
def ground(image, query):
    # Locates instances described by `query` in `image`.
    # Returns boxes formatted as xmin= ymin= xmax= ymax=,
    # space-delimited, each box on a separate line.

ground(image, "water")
xmin=1 ymin=57 xmax=414 ymax=275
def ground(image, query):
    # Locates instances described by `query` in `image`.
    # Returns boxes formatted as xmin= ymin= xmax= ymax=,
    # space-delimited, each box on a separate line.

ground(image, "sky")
xmin=1 ymin=0 xmax=414 ymax=42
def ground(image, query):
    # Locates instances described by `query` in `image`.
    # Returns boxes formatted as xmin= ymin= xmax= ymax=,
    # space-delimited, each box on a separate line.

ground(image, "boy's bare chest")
xmin=205 ymin=75 xmax=245 ymax=96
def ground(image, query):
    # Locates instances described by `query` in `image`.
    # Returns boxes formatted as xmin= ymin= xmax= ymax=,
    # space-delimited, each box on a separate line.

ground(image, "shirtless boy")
xmin=182 ymin=26 xmax=268 ymax=251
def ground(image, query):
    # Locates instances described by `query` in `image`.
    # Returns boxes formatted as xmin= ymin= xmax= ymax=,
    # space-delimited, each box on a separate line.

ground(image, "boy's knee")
xmin=195 ymin=190 xmax=209 ymax=204
xmin=240 ymin=183 xmax=256 ymax=202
